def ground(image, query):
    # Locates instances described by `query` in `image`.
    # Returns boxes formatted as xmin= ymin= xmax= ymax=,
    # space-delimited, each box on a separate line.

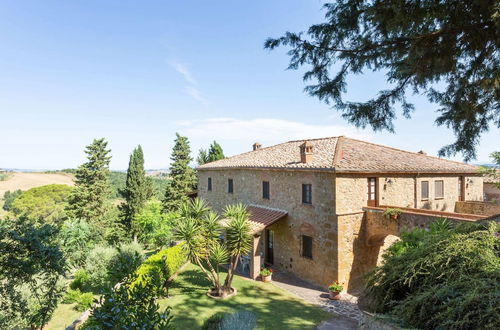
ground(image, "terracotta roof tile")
xmin=199 ymin=136 xmax=479 ymax=174
xmin=220 ymin=205 xmax=287 ymax=234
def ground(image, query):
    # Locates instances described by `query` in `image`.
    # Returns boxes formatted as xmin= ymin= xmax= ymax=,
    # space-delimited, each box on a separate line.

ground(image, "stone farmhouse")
xmin=197 ymin=136 xmax=487 ymax=291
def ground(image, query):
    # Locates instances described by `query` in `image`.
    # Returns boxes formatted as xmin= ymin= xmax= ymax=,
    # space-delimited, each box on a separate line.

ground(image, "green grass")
xmin=158 ymin=264 xmax=331 ymax=329
xmin=45 ymin=302 xmax=83 ymax=330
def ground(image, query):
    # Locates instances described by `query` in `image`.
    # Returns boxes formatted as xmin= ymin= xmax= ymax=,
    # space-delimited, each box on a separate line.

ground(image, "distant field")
xmin=0 ymin=172 xmax=75 ymax=197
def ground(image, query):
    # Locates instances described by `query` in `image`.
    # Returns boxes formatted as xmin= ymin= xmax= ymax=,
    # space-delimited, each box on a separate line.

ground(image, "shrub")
xmin=70 ymin=269 xmax=91 ymax=291
xmin=81 ymin=279 xmax=174 ymax=329
xmin=59 ymin=218 xmax=95 ymax=267
xmin=62 ymin=288 xmax=81 ymax=304
xmin=62 ymin=289 xmax=94 ymax=312
xmin=365 ymin=220 xmax=500 ymax=329
xmin=2 ymin=189 xmax=22 ymax=211
xmin=132 ymin=199 xmax=174 ymax=248
xmin=84 ymin=245 xmax=118 ymax=291
xmin=107 ymin=241 xmax=145 ymax=285
xmin=202 ymin=311 xmax=257 ymax=330
xmin=75 ymin=292 xmax=94 ymax=312
xmin=130 ymin=242 xmax=187 ymax=293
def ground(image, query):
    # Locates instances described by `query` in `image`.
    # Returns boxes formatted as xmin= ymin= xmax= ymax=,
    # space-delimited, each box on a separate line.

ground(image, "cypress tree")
xmin=207 ymin=141 xmax=225 ymax=162
xmin=67 ymin=138 xmax=112 ymax=224
xmin=124 ymin=145 xmax=151 ymax=230
xmin=163 ymin=133 xmax=196 ymax=212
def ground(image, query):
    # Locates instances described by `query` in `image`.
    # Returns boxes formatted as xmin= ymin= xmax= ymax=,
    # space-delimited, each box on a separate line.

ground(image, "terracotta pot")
xmin=329 ymin=291 xmax=341 ymax=300
xmin=390 ymin=214 xmax=399 ymax=220
xmin=262 ymin=274 xmax=272 ymax=282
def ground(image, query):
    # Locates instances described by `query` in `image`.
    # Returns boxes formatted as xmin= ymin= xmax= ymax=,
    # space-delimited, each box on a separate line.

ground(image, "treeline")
xmin=0 ymin=133 xmax=225 ymax=329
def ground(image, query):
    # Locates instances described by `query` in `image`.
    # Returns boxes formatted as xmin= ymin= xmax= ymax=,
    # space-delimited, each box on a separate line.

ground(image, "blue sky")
xmin=0 ymin=0 xmax=498 ymax=170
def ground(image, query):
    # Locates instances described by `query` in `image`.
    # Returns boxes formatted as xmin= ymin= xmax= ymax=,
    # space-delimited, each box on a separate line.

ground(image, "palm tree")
xmin=221 ymin=204 xmax=252 ymax=294
xmin=174 ymin=200 xmax=251 ymax=298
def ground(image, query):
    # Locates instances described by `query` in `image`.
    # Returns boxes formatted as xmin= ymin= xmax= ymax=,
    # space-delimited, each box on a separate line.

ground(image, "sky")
xmin=0 ymin=0 xmax=498 ymax=170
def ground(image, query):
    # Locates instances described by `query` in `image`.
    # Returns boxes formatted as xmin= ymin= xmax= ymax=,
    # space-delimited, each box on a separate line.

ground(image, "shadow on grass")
xmin=160 ymin=265 xmax=331 ymax=329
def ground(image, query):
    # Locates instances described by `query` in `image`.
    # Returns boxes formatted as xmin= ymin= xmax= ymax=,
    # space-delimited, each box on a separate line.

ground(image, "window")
xmin=262 ymin=181 xmax=270 ymax=199
xmin=435 ymin=180 xmax=444 ymax=199
xmin=302 ymin=184 xmax=312 ymax=204
xmin=421 ymin=181 xmax=429 ymax=200
xmin=301 ymin=235 xmax=313 ymax=259
xmin=207 ymin=177 xmax=212 ymax=191
xmin=228 ymin=179 xmax=233 ymax=194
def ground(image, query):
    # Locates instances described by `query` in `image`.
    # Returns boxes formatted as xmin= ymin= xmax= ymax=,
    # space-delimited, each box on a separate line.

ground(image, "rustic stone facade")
xmin=198 ymin=169 xmax=484 ymax=291
xmin=198 ymin=168 xmax=337 ymax=286
xmin=455 ymin=200 xmax=500 ymax=216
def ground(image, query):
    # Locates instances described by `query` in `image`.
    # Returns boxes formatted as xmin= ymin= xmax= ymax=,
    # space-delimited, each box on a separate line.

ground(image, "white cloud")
xmin=177 ymin=117 xmax=372 ymax=156
xmin=185 ymin=86 xmax=208 ymax=105
xmin=169 ymin=61 xmax=196 ymax=85
xmin=169 ymin=60 xmax=209 ymax=105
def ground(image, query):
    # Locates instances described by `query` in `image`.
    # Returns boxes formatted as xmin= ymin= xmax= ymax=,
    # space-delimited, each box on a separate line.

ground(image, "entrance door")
xmin=367 ymin=177 xmax=378 ymax=206
xmin=458 ymin=176 xmax=465 ymax=201
xmin=265 ymin=229 xmax=274 ymax=265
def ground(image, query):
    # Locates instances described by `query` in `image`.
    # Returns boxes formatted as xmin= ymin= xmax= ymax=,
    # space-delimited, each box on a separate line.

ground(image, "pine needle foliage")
xmin=365 ymin=220 xmax=500 ymax=329
xmin=265 ymin=1 xmax=499 ymax=161
xmin=163 ymin=133 xmax=196 ymax=212
xmin=67 ymin=138 xmax=112 ymax=224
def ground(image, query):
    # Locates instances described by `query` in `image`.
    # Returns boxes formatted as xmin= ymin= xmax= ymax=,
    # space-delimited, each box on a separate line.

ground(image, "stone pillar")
xmin=249 ymin=233 xmax=262 ymax=280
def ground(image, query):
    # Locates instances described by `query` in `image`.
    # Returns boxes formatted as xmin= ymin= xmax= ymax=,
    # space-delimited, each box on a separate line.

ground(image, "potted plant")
xmin=260 ymin=268 xmax=273 ymax=282
xmin=383 ymin=208 xmax=402 ymax=221
xmin=328 ymin=281 xmax=343 ymax=300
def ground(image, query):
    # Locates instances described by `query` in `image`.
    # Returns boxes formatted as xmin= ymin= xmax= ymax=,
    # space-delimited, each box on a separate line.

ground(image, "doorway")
xmin=367 ymin=177 xmax=378 ymax=206
xmin=265 ymin=229 xmax=274 ymax=265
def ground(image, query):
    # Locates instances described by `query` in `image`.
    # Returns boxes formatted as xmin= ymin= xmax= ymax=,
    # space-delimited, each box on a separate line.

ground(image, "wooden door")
xmin=367 ymin=177 xmax=378 ymax=206
xmin=458 ymin=176 xmax=465 ymax=201
xmin=265 ymin=229 xmax=274 ymax=265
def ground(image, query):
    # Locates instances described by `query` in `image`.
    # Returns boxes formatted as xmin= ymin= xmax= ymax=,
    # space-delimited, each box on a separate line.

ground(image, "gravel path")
xmin=268 ymin=268 xmax=362 ymax=329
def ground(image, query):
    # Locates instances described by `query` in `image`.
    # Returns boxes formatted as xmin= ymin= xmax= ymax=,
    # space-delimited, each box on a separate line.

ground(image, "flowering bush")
xmin=260 ymin=268 xmax=272 ymax=277
xmin=328 ymin=281 xmax=343 ymax=292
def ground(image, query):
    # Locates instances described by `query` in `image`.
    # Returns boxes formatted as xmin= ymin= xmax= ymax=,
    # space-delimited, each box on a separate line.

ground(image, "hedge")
xmin=129 ymin=242 xmax=187 ymax=292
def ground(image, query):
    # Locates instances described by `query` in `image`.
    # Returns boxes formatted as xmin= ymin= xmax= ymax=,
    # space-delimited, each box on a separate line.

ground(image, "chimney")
xmin=300 ymin=141 xmax=313 ymax=163
xmin=418 ymin=150 xmax=426 ymax=155
xmin=253 ymin=142 xmax=262 ymax=151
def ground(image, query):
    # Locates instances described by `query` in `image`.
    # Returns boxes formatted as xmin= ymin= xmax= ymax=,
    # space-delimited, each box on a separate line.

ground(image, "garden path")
xmin=266 ymin=268 xmax=362 ymax=329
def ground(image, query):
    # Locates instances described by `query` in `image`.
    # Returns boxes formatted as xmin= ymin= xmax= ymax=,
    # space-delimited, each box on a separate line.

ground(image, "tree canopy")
xmin=124 ymin=145 xmax=152 ymax=229
xmin=163 ymin=133 xmax=196 ymax=211
xmin=9 ymin=184 xmax=73 ymax=225
xmin=197 ymin=141 xmax=225 ymax=165
xmin=0 ymin=218 xmax=66 ymax=329
xmin=265 ymin=1 xmax=499 ymax=161
xmin=67 ymin=138 xmax=112 ymax=223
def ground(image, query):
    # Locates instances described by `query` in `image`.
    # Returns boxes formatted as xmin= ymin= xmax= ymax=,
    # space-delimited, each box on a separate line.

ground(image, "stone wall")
xmin=455 ymin=200 xmax=500 ymax=216
xmin=198 ymin=168 xmax=338 ymax=286
xmin=336 ymin=174 xmax=483 ymax=213
xmin=484 ymin=183 xmax=500 ymax=202
xmin=198 ymin=169 xmax=484 ymax=291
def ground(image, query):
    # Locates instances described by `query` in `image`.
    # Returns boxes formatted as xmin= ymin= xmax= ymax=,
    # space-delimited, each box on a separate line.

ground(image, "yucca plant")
xmin=174 ymin=200 xmax=251 ymax=298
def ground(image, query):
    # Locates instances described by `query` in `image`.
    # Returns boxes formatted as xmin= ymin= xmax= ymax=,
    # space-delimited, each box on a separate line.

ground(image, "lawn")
xmin=158 ymin=263 xmax=331 ymax=329
xmin=45 ymin=302 xmax=82 ymax=330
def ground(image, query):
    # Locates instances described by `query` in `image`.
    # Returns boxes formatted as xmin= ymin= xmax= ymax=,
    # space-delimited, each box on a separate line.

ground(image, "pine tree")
xmin=265 ymin=1 xmax=498 ymax=161
xmin=67 ymin=138 xmax=112 ymax=224
xmin=197 ymin=148 xmax=209 ymax=166
xmin=124 ymin=145 xmax=151 ymax=231
xmin=163 ymin=133 xmax=196 ymax=212
xmin=207 ymin=141 xmax=225 ymax=162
